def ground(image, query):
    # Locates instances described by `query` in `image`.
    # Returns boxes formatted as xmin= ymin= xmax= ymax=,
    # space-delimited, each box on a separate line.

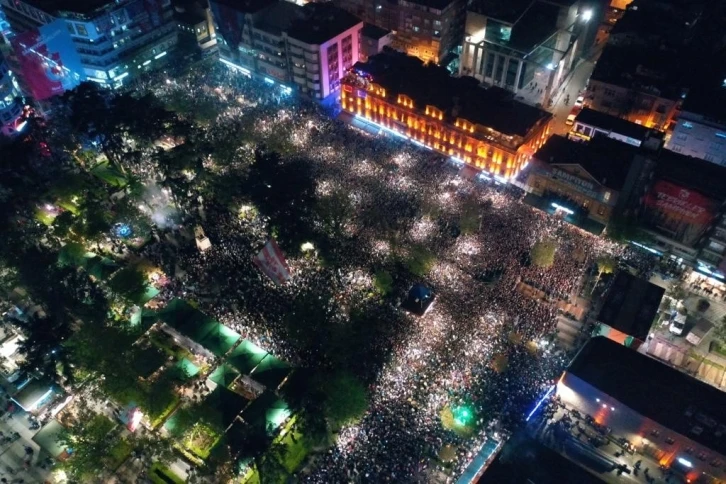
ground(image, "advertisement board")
xmin=12 ymin=20 xmax=85 ymax=100
xmin=644 ymin=180 xmax=717 ymax=246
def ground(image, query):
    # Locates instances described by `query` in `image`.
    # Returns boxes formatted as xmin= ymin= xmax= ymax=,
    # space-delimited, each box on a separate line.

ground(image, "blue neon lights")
xmin=354 ymin=114 xmax=409 ymax=140
xmin=525 ymin=385 xmax=555 ymax=421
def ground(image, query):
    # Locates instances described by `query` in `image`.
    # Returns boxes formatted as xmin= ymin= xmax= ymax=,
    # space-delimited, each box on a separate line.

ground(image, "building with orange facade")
xmin=341 ymin=50 xmax=552 ymax=179
xmin=557 ymin=337 xmax=726 ymax=482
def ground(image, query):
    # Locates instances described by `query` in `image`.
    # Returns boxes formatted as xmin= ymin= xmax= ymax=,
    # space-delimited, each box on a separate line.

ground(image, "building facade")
xmin=0 ymin=49 xmax=23 ymax=136
xmin=211 ymin=0 xmax=362 ymax=99
xmin=342 ymin=51 xmax=551 ymax=178
xmin=557 ymin=337 xmax=726 ymax=482
xmin=0 ymin=0 xmax=178 ymax=89
xmin=334 ymin=0 xmax=465 ymax=65
xmin=667 ymin=115 xmax=726 ymax=167
xmin=459 ymin=0 xmax=583 ymax=106
xmin=360 ymin=23 xmax=392 ymax=62
xmin=569 ymin=107 xmax=662 ymax=149
xmin=523 ymin=135 xmax=649 ymax=229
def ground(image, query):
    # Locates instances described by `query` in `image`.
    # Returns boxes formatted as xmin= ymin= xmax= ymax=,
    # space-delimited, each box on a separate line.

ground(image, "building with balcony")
xmin=521 ymin=134 xmax=650 ymax=232
xmin=459 ymin=0 xmax=587 ymax=106
xmin=0 ymin=0 xmax=178 ymax=89
xmin=557 ymin=337 xmax=726 ymax=482
xmin=334 ymin=0 xmax=465 ymax=66
xmin=0 ymin=49 xmax=24 ymax=136
xmin=210 ymin=0 xmax=362 ymax=99
xmin=341 ymin=50 xmax=551 ymax=178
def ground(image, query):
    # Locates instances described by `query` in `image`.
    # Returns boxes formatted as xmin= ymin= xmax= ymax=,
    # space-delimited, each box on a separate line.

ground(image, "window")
xmin=597 ymin=206 xmax=605 ymax=216
xmin=376 ymin=4 xmax=382 ymax=10
xmin=413 ymin=26 xmax=420 ymax=32
xmin=670 ymin=143 xmax=683 ymax=153
xmin=75 ymin=23 xmax=88 ymax=37
xmin=664 ymin=437 xmax=675 ymax=445
xmin=649 ymin=429 xmax=660 ymax=437
xmin=676 ymin=133 xmax=688 ymax=141
xmin=604 ymin=88 xmax=616 ymax=97
xmin=603 ymin=191 xmax=611 ymax=202
xmin=698 ymin=452 xmax=709 ymax=461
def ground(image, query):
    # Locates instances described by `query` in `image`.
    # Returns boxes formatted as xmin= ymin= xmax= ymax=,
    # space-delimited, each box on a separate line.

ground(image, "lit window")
xmin=682 ymin=122 xmax=693 ymax=129
xmin=603 ymin=191 xmax=611 ymax=201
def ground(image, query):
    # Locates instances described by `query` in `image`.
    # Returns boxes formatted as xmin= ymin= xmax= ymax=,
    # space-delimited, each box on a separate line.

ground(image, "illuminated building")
xmin=341 ymin=50 xmax=551 ymax=178
xmin=521 ymin=134 xmax=650 ymax=232
xmin=210 ymin=0 xmax=362 ymax=99
xmin=0 ymin=50 xmax=24 ymax=136
xmin=459 ymin=0 xmax=587 ymax=106
xmin=569 ymin=107 xmax=663 ymax=149
xmin=557 ymin=337 xmax=726 ymax=482
xmin=360 ymin=23 xmax=392 ymax=62
xmin=175 ymin=2 xmax=217 ymax=51
xmin=0 ymin=0 xmax=178 ymax=88
xmin=333 ymin=0 xmax=465 ymax=65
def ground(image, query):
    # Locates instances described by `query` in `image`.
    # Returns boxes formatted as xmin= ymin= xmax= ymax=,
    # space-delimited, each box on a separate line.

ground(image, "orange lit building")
xmin=557 ymin=337 xmax=726 ymax=482
xmin=341 ymin=50 xmax=552 ymax=178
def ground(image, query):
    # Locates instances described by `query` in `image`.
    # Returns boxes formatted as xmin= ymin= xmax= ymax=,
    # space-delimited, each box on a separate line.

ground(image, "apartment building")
xmin=0 ymin=0 xmax=178 ymax=89
xmin=211 ymin=0 xmax=362 ymax=99
xmin=334 ymin=0 xmax=465 ymax=65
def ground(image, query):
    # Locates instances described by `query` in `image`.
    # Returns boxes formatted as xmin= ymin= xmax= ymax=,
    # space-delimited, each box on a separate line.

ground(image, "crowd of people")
xmin=131 ymin=63 xmax=651 ymax=481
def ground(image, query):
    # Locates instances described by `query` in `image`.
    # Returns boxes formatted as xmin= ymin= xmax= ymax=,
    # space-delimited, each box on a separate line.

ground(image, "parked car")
xmin=669 ymin=312 xmax=687 ymax=336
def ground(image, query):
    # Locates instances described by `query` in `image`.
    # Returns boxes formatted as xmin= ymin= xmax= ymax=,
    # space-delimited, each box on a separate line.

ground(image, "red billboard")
xmin=644 ymin=180 xmax=717 ymax=246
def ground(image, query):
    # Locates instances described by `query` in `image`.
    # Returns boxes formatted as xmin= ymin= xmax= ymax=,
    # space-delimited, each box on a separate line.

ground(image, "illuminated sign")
xmin=550 ymin=167 xmax=599 ymax=199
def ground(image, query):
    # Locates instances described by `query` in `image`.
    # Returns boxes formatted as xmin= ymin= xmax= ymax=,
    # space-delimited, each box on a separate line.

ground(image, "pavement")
xmin=548 ymin=58 xmax=597 ymax=136
xmin=0 ymin=407 xmax=52 ymax=483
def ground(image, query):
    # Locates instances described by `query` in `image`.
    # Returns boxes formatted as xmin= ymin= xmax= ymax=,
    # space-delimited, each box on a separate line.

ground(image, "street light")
xmin=581 ymin=9 xmax=593 ymax=21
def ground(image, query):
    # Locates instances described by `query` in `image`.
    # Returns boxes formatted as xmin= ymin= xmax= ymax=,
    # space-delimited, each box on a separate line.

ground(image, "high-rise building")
xmin=0 ymin=0 xmax=178 ymax=89
xmin=333 ymin=0 xmax=465 ymax=65
xmin=341 ymin=50 xmax=552 ymax=178
xmin=210 ymin=0 xmax=362 ymax=99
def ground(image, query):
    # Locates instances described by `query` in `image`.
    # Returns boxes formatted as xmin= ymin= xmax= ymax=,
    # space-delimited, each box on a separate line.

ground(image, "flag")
xmin=253 ymin=239 xmax=291 ymax=285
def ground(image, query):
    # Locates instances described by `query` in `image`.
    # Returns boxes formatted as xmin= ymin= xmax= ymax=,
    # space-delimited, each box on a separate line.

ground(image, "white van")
xmin=669 ymin=313 xmax=687 ymax=336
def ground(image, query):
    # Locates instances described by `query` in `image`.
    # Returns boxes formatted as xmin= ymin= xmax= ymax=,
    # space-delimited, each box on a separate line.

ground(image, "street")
xmin=549 ymin=59 xmax=596 ymax=136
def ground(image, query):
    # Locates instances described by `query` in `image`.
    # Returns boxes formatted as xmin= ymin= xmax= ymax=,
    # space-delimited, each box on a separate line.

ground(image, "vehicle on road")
xmin=565 ymin=106 xmax=581 ymax=126
xmin=669 ymin=312 xmax=687 ymax=336
xmin=575 ymin=95 xmax=585 ymax=107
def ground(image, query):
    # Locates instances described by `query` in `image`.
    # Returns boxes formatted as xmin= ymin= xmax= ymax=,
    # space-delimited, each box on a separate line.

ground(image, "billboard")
xmin=253 ymin=239 xmax=292 ymax=285
xmin=12 ymin=20 xmax=85 ymax=100
xmin=643 ymin=180 xmax=717 ymax=247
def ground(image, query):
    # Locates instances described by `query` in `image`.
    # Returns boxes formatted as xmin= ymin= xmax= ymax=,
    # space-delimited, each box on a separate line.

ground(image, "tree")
xmin=373 ymin=270 xmax=393 ymax=296
xmin=592 ymin=256 xmax=617 ymax=293
xmin=58 ymin=406 xmax=118 ymax=480
xmin=458 ymin=197 xmax=481 ymax=235
xmin=403 ymin=245 xmax=436 ymax=278
xmin=108 ymin=266 xmax=147 ymax=303
xmin=531 ymin=239 xmax=558 ymax=268
xmin=58 ymin=241 xmax=87 ymax=267
xmin=320 ymin=372 xmax=368 ymax=427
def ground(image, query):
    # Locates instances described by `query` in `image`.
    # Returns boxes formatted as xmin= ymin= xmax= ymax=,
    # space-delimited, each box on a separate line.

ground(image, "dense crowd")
xmin=133 ymin=64 xmax=643 ymax=481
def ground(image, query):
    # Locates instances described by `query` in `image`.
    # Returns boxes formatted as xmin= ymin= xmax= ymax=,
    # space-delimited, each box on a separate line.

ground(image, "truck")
xmin=686 ymin=317 xmax=714 ymax=346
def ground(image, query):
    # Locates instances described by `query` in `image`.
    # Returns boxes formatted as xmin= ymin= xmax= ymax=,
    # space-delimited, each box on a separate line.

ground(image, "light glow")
xmin=677 ymin=457 xmax=693 ymax=468
xmin=526 ymin=385 xmax=555 ymax=421
xmin=154 ymin=51 xmax=167 ymax=59
xmin=551 ymin=202 xmax=574 ymax=215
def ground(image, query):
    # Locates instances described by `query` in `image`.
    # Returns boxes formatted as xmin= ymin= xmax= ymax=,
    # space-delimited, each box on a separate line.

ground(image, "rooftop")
xmin=286 ymin=3 xmax=362 ymax=45
xmin=590 ymin=45 xmax=684 ymax=101
xmin=26 ymin=0 xmax=115 ymax=16
xmin=597 ymin=271 xmax=664 ymax=341
xmin=361 ymin=23 xmax=390 ymax=41
xmin=210 ymin=0 xmax=277 ymax=15
xmin=532 ymin=135 xmax=638 ymax=191
xmin=575 ymin=107 xmax=652 ymax=142
xmin=353 ymin=50 xmax=551 ymax=137
xmin=256 ymin=1 xmax=303 ymax=37
xmin=656 ymin=149 xmax=726 ymax=201
xmin=481 ymin=433 xmax=602 ymax=484
xmin=610 ymin=0 xmax=702 ymax=47
xmin=680 ymin=58 xmax=726 ymax=123
xmin=472 ymin=0 xmax=566 ymax=52
xmin=567 ymin=337 xmax=726 ymax=457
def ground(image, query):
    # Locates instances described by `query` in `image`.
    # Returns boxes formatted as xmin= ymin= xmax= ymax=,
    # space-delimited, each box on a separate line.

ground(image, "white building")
xmin=211 ymin=0 xmax=362 ymax=99
xmin=667 ymin=108 xmax=726 ymax=167
xmin=0 ymin=0 xmax=178 ymax=88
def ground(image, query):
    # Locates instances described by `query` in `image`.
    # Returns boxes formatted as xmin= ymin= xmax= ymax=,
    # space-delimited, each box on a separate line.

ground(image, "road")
xmin=548 ymin=58 xmax=596 ymax=136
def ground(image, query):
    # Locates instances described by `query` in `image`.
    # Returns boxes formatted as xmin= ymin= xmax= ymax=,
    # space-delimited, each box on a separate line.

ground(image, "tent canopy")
xmin=201 ymin=386 xmax=250 ymax=431
xmin=226 ymin=340 xmax=268 ymax=375
xmin=241 ymin=391 xmax=290 ymax=436
xmin=251 ymin=354 xmax=291 ymax=390
xmin=199 ymin=324 xmax=241 ymax=357
xmin=208 ymin=363 xmax=240 ymax=388
xmin=32 ymin=419 xmax=69 ymax=459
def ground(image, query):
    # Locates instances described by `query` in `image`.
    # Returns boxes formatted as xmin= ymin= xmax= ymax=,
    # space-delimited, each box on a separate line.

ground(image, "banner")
xmin=253 ymin=239 xmax=291 ymax=285
xmin=643 ymin=180 xmax=717 ymax=246
xmin=11 ymin=20 xmax=85 ymax=100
